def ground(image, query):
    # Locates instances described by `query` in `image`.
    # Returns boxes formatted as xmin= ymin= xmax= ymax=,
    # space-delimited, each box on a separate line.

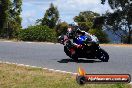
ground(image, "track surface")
xmin=0 ymin=41 xmax=132 ymax=75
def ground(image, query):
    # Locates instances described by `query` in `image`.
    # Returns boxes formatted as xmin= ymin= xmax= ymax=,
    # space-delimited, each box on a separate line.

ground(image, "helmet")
xmin=69 ymin=22 xmax=78 ymax=27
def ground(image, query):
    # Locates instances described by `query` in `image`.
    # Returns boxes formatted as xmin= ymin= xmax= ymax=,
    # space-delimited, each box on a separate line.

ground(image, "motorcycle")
xmin=58 ymin=34 xmax=109 ymax=62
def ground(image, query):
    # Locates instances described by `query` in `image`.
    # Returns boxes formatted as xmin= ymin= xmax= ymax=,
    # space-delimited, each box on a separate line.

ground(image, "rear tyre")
xmin=97 ymin=49 xmax=109 ymax=62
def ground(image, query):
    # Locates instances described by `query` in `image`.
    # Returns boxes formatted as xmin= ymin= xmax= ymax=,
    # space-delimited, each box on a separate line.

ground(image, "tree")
xmin=41 ymin=3 xmax=59 ymax=29
xmin=55 ymin=22 xmax=68 ymax=36
xmin=9 ymin=0 xmax=22 ymax=38
xmin=74 ymin=11 xmax=100 ymax=31
xmin=74 ymin=11 xmax=109 ymax=43
xmin=0 ymin=0 xmax=22 ymax=38
xmin=0 ymin=0 xmax=10 ymax=37
xmin=74 ymin=11 xmax=100 ymax=23
xmin=96 ymin=0 xmax=132 ymax=43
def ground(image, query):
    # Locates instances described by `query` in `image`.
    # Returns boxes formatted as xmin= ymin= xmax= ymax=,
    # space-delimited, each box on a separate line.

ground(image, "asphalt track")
xmin=0 ymin=41 xmax=132 ymax=76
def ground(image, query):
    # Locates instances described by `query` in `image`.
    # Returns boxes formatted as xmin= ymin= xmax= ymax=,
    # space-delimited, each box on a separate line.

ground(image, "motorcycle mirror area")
xmin=76 ymin=67 xmax=131 ymax=85
xmin=58 ymin=35 xmax=64 ymax=44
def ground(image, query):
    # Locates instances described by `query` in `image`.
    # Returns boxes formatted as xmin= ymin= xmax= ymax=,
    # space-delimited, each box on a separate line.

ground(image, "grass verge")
xmin=0 ymin=63 xmax=131 ymax=88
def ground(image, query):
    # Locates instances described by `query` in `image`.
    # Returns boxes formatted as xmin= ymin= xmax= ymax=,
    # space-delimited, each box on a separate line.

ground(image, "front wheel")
xmin=64 ymin=46 xmax=71 ymax=57
xmin=64 ymin=46 xmax=78 ymax=61
xmin=97 ymin=49 xmax=109 ymax=62
xmin=71 ymin=54 xmax=78 ymax=61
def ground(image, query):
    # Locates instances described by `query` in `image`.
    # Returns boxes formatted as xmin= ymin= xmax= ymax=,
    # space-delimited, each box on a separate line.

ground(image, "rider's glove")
xmin=76 ymin=45 xmax=82 ymax=48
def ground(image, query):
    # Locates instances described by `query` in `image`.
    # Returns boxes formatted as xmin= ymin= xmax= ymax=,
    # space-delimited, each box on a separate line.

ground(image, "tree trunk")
xmin=120 ymin=36 xmax=123 ymax=43
xmin=127 ymin=25 xmax=131 ymax=44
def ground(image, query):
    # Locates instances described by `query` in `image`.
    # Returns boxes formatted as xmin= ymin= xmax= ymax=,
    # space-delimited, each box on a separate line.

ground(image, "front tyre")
xmin=64 ymin=46 xmax=78 ymax=61
xmin=64 ymin=46 xmax=71 ymax=57
xmin=71 ymin=54 xmax=78 ymax=61
xmin=97 ymin=49 xmax=109 ymax=62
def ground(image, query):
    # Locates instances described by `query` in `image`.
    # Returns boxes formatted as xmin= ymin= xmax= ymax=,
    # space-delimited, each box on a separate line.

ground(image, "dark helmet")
xmin=69 ymin=22 xmax=78 ymax=27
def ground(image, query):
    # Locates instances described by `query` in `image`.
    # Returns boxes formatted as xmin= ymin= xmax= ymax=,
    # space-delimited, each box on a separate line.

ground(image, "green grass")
xmin=0 ymin=63 xmax=131 ymax=88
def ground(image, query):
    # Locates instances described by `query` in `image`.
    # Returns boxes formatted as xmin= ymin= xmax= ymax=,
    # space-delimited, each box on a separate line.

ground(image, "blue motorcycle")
xmin=58 ymin=32 xmax=109 ymax=62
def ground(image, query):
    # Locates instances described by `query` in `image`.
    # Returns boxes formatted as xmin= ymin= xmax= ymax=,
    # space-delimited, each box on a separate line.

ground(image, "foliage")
xmin=55 ymin=22 xmax=68 ymax=36
xmin=96 ymin=0 xmax=132 ymax=44
xmin=74 ymin=11 xmax=100 ymax=31
xmin=74 ymin=11 xmax=100 ymax=22
xmin=122 ymin=36 xmax=132 ymax=44
xmin=0 ymin=0 xmax=22 ymax=38
xmin=9 ymin=0 xmax=22 ymax=38
xmin=89 ymin=29 xmax=109 ymax=43
xmin=41 ymin=3 xmax=59 ymax=29
xmin=78 ymin=22 xmax=91 ymax=31
xmin=18 ymin=25 xmax=57 ymax=42
xmin=0 ymin=0 xmax=10 ymax=37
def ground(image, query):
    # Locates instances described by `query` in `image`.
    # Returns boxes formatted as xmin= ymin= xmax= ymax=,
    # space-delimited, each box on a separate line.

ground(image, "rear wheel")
xmin=97 ymin=49 xmax=109 ymax=62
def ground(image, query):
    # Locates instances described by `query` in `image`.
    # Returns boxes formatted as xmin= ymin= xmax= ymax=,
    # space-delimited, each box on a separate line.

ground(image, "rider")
xmin=67 ymin=22 xmax=99 ymax=47
xmin=67 ymin=22 xmax=88 ymax=48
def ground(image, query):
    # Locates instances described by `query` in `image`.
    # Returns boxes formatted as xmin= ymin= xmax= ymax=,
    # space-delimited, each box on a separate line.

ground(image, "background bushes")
xmin=18 ymin=25 xmax=57 ymax=42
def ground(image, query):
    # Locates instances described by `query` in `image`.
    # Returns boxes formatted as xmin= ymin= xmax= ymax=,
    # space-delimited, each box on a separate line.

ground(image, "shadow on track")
xmin=57 ymin=58 xmax=102 ymax=63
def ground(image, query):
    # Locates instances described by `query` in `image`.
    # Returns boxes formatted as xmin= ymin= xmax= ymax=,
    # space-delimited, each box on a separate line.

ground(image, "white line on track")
xmin=114 ymin=46 xmax=120 ymax=47
xmin=1 ymin=41 xmax=58 ymax=44
xmin=0 ymin=61 xmax=78 ymax=75
xmin=2 ymin=41 xmax=13 ymax=43
xmin=26 ymin=42 xmax=33 ymax=43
